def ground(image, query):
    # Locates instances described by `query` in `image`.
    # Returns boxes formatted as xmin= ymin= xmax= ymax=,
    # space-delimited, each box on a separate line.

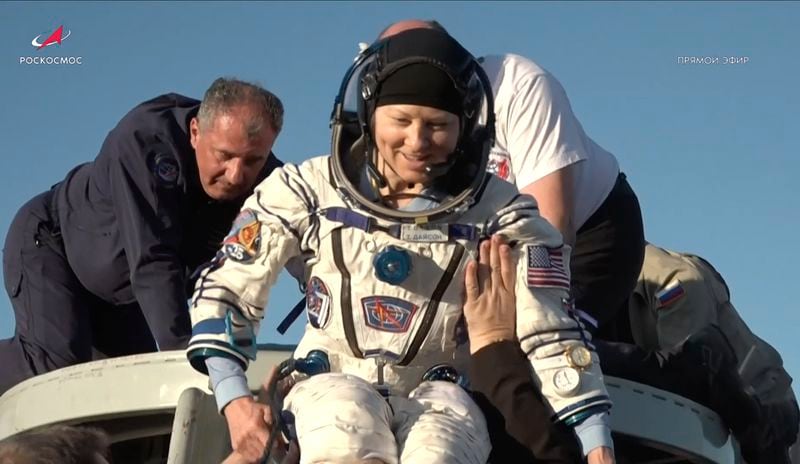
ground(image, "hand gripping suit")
xmin=187 ymin=155 xmax=611 ymax=463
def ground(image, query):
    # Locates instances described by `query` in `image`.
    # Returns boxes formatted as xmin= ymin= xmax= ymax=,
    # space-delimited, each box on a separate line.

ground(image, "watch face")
xmin=553 ymin=367 xmax=581 ymax=396
xmin=567 ymin=345 xmax=593 ymax=369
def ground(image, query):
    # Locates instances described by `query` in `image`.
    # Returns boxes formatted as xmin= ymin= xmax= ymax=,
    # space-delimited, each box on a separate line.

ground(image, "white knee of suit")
xmin=284 ymin=376 xmax=490 ymax=464
xmin=284 ymin=373 xmax=398 ymax=464
xmin=391 ymin=381 xmax=490 ymax=464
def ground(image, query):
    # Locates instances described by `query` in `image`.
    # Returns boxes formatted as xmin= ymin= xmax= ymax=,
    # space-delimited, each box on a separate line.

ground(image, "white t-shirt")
xmin=481 ymin=54 xmax=620 ymax=229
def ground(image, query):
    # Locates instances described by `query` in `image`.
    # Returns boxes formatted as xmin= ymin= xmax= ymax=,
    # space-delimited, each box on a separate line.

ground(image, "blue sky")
xmin=1 ymin=2 xmax=798 ymax=396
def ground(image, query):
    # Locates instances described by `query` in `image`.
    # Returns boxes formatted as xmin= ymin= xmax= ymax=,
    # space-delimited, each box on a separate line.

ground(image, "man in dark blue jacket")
xmin=0 ymin=78 xmax=284 ymax=394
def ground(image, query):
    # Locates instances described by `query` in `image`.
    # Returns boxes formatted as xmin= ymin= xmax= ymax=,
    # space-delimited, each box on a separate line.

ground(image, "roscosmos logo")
xmin=31 ymin=25 xmax=72 ymax=50
xmin=20 ymin=24 xmax=83 ymax=65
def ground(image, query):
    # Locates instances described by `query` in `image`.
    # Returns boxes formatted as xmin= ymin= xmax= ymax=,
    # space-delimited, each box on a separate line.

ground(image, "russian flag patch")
xmin=655 ymin=280 xmax=685 ymax=309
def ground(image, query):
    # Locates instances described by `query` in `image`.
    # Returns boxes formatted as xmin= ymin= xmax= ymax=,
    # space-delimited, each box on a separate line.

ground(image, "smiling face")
xmin=372 ymin=104 xmax=460 ymax=193
xmin=190 ymin=104 xmax=277 ymax=201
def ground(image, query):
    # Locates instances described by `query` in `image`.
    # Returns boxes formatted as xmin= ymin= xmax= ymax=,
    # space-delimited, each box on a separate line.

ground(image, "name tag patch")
xmin=400 ymin=223 xmax=449 ymax=242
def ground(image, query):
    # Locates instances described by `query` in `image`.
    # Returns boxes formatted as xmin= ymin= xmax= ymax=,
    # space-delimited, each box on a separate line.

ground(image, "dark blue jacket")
xmin=52 ymin=93 xmax=282 ymax=349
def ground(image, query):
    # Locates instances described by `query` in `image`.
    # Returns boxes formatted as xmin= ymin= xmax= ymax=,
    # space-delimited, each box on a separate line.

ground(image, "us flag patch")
xmin=526 ymin=245 xmax=570 ymax=290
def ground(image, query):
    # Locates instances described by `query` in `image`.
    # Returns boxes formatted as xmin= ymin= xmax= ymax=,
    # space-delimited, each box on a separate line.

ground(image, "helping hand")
xmin=587 ymin=446 xmax=615 ymax=464
xmin=222 ymin=366 xmax=299 ymax=464
xmin=463 ymin=235 xmax=517 ymax=354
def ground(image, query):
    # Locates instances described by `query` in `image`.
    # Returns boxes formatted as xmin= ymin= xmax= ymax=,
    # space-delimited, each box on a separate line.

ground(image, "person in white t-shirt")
xmin=381 ymin=20 xmax=645 ymax=343
xmin=370 ymin=20 xmax=635 ymax=464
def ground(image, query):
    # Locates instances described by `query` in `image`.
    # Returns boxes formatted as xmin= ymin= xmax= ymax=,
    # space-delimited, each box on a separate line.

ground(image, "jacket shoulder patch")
xmin=655 ymin=280 xmax=685 ymax=309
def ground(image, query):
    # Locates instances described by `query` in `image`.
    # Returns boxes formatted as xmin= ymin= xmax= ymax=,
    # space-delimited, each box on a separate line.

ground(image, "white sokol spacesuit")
xmin=187 ymin=29 xmax=611 ymax=463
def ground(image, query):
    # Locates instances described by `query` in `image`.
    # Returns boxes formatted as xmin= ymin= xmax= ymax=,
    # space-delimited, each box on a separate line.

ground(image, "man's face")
xmin=190 ymin=104 xmax=277 ymax=201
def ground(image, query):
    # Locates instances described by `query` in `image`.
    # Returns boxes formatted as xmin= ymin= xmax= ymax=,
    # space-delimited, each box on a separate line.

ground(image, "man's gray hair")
xmin=197 ymin=77 xmax=284 ymax=137
xmin=0 ymin=425 xmax=110 ymax=464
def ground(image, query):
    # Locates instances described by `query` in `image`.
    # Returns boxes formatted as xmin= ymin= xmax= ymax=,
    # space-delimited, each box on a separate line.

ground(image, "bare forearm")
xmin=520 ymin=166 xmax=577 ymax=246
xmin=540 ymin=208 xmax=575 ymax=246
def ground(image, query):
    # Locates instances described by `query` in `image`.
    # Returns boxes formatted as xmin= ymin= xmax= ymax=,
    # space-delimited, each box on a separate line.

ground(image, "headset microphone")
xmin=424 ymin=157 xmax=457 ymax=178
xmin=366 ymin=160 xmax=388 ymax=188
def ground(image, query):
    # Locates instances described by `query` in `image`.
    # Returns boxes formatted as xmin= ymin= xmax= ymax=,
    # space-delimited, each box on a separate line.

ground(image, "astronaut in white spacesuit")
xmin=186 ymin=28 xmax=613 ymax=463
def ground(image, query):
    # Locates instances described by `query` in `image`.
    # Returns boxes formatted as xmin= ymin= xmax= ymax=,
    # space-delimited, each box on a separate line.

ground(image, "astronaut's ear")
xmin=189 ymin=118 xmax=200 ymax=148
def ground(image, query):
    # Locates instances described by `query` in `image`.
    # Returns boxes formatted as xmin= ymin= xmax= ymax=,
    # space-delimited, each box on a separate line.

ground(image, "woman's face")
xmin=373 ymin=104 xmax=460 ymax=190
